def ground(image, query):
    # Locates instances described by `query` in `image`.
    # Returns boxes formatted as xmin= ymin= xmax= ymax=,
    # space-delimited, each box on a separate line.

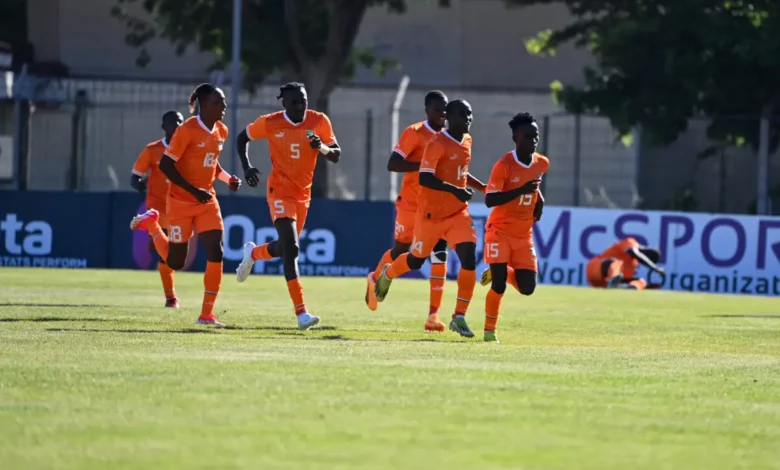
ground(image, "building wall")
xmin=26 ymin=0 xmax=590 ymax=89
xmin=20 ymin=77 xmax=638 ymax=209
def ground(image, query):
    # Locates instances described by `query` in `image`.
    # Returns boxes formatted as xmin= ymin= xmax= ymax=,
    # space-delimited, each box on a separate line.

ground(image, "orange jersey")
xmin=418 ymin=130 xmax=473 ymax=220
xmin=394 ymin=120 xmax=438 ymax=211
xmin=599 ymin=237 xmax=640 ymax=261
xmin=164 ymin=116 xmax=229 ymax=204
xmin=246 ymin=109 xmax=337 ymax=201
xmin=486 ymin=151 xmax=550 ymax=237
xmin=132 ymin=139 xmax=170 ymax=201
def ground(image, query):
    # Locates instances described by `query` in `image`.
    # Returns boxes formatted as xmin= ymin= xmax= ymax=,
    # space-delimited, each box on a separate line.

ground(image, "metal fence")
xmin=4 ymin=75 xmax=779 ymax=215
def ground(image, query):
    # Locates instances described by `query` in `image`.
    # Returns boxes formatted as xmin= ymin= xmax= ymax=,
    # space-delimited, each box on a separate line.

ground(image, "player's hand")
xmin=518 ymin=179 xmax=541 ymax=195
xmin=307 ymin=133 xmax=322 ymax=150
xmin=244 ymin=167 xmax=261 ymax=187
xmin=228 ymin=175 xmax=241 ymax=192
xmin=192 ymin=188 xmax=213 ymax=204
xmin=454 ymin=187 xmax=474 ymax=202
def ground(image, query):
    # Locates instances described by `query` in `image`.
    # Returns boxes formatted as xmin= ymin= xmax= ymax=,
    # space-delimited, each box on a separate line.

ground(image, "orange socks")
xmin=201 ymin=261 xmax=222 ymax=318
xmin=251 ymin=243 xmax=275 ymax=261
xmin=372 ymin=249 xmax=393 ymax=282
xmin=484 ymin=288 xmax=503 ymax=331
xmin=148 ymin=224 xmax=169 ymax=261
xmin=454 ymin=268 xmax=476 ymax=317
xmin=157 ymin=262 xmax=175 ymax=300
xmin=287 ymin=279 xmax=307 ymax=315
xmin=385 ymin=253 xmax=412 ymax=280
xmin=429 ymin=263 xmax=447 ymax=315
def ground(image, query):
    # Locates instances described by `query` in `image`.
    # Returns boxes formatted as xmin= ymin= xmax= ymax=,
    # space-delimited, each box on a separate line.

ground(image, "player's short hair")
xmin=188 ymin=83 xmax=218 ymax=114
xmin=508 ymin=112 xmax=537 ymax=131
xmin=162 ymin=110 xmax=180 ymax=123
xmin=445 ymin=99 xmax=469 ymax=115
xmin=277 ymin=82 xmax=305 ymax=100
xmin=424 ymin=90 xmax=448 ymax=107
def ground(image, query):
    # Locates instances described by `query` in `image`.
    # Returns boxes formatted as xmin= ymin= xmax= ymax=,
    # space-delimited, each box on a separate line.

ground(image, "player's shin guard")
xmin=385 ymin=253 xmax=412 ymax=279
xmin=158 ymin=262 xmax=176 ymax=300
xmin=251 ymin=243 xmax=276 ymax=261
xmin=429 ymin=252 xmax=447 ymax=315
xmin=149 ymin=224 xmax=170 ymax=261
xmin=484 ymin=288 xmax=503 ymax=332
xmin=287 ymin=279 xmax=307 ymax=315
xmin=372 ymin=249 xmax=393 ymax=282
xmin=454 ymin=269 xmax=477 ymax=317
xmin=200 ymin=261 xmax=222 ymax=319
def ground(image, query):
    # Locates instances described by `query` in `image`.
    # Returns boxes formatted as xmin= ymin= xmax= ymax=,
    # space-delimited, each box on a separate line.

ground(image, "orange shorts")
xmin=411 ymin=209 xmax=476 ymax=258
xmin=147 ymin=196 xmax=168 ymax=229
xmin=586 ymin=257 xmax=624 ymax=288
xmin=394 ymin=206 xmax=416 ymax=244
xmin=484 ymin=229 xmax=537 ymax=272
xmin=167 ymin=198 xmax=223 ymax=244
xmin=268 ymin=197 xmax=309 ymax=234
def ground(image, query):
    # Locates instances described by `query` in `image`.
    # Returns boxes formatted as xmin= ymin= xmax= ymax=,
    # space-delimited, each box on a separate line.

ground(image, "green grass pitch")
xmin=1 ymin=268 xmax=779 ymax=469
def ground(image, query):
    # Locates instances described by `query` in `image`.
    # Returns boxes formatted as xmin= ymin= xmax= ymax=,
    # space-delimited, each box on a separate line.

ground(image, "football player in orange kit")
xmin=479 ymin=112 xmax=548 ymax=343
xmin=372 ymin=100 xmax=486 ymax=338
xmin=234 ymin=82 xmax=341 ymax=331
xmin=131 ymin=110 xmax=184 ymax=308
xmin=586 ymin=238 xmax=665 ymax=290
xmin=365 ymin=91 xmax=452 ymax=318
xmin=129 ymin=83 xmax=242 ymax=327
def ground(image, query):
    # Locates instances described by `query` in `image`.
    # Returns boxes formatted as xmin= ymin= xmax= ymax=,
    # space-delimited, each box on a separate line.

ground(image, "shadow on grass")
xmin=250 ymin=334 xmax=444 ymax=343
xmin=706 ymin=314 xmax=780 ymax=320
xmin=45 ymin=328 xmax=218 ymax=335
xmin=0 ymin=316 xmax=113 ymax=323
xmin=0 ymin=303 xmax=116 ymax=309
xmin=223 ymin=325 xmax=338 ymax=332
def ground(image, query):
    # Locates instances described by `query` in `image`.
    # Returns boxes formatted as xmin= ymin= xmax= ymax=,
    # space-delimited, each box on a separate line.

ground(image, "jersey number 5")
xmin=290 ymin=143 xmax=300 ymax=159
xmin=203 ymin=152 xmax=216 ymax=167
xmin=519 ymin=194 xmax=533 ymax=206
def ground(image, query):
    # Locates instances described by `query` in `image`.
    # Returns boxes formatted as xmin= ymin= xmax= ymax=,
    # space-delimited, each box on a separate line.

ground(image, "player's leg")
xmin=196 ymin=229 xmax=225 ymax=327
xmin=365 ymin=240 xmax=408 ymax=311
xmin=366 ymin=208 xmax=415 ymax=310
xmin=428 ymin=239 xmax=448 ymax=316
xmin=235 ymin=197 xmax=294 ymax=282
xmin=448 ymin=241 xmax=477 ymax=338
xmin=484 ymin=263 xmax=508 ymax=343
xmin=275 ymin=216 xmax=320 ymax=330
xmin=156 ymin=229 xmax=178 ymax=308
xmin=374 ymin=215 xmax=436 ymax=304
xmin=513 ymin=269 xmax=537 ymax=296
xmin=602 ymin=258 xmax=625 ymax=288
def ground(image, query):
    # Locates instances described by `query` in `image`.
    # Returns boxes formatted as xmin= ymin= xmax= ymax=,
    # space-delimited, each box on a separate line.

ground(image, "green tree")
xmin=514 ymin=0 xmax=780 ymax=151
xmin=112 ymin=0 xmax=448 ymax=196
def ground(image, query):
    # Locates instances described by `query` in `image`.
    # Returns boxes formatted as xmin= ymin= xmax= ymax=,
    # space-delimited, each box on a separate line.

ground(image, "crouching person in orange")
xmin=586 ymin=237 xmax=665 ymax=290
xmin=129 ymin=83 xmax=241 ymax=327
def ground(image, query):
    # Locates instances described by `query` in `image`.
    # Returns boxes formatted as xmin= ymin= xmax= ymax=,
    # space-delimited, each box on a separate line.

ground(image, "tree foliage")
xmin=513 ymin=0 xmax=780 ymax=151
xmin=112 ymin=0 xmax=448 ymax=197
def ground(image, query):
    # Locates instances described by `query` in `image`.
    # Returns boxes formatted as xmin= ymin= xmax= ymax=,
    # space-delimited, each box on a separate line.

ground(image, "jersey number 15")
xmin=518 ymin=194 xmax=533 ymax=206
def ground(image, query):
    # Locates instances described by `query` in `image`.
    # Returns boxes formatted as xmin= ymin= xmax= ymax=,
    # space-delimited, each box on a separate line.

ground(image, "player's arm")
xmin=216 ymin=163 xmax=241 ymax=191
xmin=309 ymin=115 xmax=340 ymax=163
xmin=533 ymin=190 xmax=545 ymax=221
xmin=159 ymin=131 xmax=211 ymax=203
xmin=238 ymin=116 xmax=268 ymax=187
xmin=418 ymin=142 xmax=472 ymax=202
xmin=486 ymin=183 xmax=540 ymax=207
xmin=387 ymin=128 xmax=420 ymax=172
xmin=466 ymin=174 xmax=487 ymax=194
xmin=130 ymin=149 xmax=149 ymax=193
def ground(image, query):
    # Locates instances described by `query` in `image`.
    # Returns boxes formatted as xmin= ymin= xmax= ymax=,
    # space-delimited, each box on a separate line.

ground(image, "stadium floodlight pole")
xmin=228 ymin=0 xmax=243 ymax=186
xmin=390 ymin=75 xmax=410 ymax=201
xmin=757 ymin=106 xmax=770 ymax=215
